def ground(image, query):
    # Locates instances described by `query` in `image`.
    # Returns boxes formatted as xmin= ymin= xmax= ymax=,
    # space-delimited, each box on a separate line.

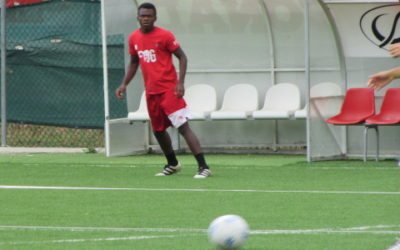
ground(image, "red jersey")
xmin=128 ymin=27 xmax=180 ymax=94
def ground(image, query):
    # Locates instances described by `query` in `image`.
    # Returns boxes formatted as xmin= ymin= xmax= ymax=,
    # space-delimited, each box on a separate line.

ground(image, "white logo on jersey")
xmin=138 ymin=49 xmax=157 ymax=63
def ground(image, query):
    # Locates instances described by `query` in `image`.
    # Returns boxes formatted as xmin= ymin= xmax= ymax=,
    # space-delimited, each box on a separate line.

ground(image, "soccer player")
xmin=115 ymin=2 xmax=211 ymax=178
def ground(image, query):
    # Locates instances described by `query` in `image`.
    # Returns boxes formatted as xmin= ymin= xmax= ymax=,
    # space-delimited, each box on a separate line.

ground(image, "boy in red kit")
xmin=115 ymin=2 xmax=211 ymax=178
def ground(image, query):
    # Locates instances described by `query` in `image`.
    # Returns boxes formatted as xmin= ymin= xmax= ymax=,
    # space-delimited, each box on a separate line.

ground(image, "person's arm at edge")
xmin=367 ymin=67 xmax=400 ymax=91
xmin=389 ymin=43 xmax=400 ymax=58
xmin=173 ymin=47 xmax=187 ymax=98
xmin=115 ymin=54 xmax=140 ymax=99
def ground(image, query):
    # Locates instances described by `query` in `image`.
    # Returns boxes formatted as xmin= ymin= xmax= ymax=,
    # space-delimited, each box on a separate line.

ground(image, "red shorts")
xmin=146 ymin=89 xmax=188 ymax=131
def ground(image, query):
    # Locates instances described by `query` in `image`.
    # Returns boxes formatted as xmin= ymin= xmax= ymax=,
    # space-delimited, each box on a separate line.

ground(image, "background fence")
xmin=1 ymin=0 xmax=127 ymax=147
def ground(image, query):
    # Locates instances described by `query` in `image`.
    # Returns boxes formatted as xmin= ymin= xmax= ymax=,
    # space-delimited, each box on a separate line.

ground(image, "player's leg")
xmin=177 ymin=122 xmax=201 ymax=154
xmin=178 ymin=122 xmax=211 ymax=178
xmin=153 ymin=129 xmax=182 ymax=176
xmin=158 ymin=89 xmax=211 ymax=178
xmin=147 ymin=93 xmax=181 ymax=176
xmin=153 ymin=130 xmax=178 ymax=165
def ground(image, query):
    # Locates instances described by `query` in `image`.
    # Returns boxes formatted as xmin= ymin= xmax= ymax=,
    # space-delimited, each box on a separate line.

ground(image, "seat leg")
xmin=374 ymin=126 xmax=379 ymax=162
xmin=363 ymin=126 xmax=368 ymax=162
xmin=364 ymin=125 xmax=379 ymax=162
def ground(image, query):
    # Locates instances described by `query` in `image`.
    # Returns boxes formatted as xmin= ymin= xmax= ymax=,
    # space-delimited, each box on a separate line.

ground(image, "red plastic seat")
xmin=326 ymin=88 xmax=376 ymax=162
xmin=361 ymin=88 xmax=400 ymax=162
xmin=365 ymin=88 xmax=400 ymax=125
xmin=326 ymin=88 xmax=375 ymax=124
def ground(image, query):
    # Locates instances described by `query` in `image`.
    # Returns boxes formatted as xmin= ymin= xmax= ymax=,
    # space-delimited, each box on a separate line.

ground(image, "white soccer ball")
xmin=207 ymin=214 xmax=249 ymax=249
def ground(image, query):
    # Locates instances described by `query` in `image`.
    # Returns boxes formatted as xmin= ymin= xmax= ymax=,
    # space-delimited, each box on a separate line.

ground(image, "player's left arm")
xmin=173 ymin=47 xmax=187 ymax=98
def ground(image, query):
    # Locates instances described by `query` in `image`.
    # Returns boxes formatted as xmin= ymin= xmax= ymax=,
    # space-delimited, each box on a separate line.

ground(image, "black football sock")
xmin=165 ymin=153 xmax=178 ymax=166
xmin=194 ymin=153 xmax=209 ymax=169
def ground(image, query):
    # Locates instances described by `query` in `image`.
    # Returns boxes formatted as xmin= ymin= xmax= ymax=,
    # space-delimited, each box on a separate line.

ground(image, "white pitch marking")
xmin=251 ymin=230 xmax=400 ymax=235
xmin=386 ymin=239 xmax=400 ymax=250
xmin=0 ymin=234 xmax=181 ymax=246
xmin=20 ymin=163 xmax=140 ymax=168
xmin=345 ymin=225 xmax=400 ymax=231
xmin=251 ymin=224 xmax=400 ymax=235
xmin=0 ymin=225 xmax=399 ymax=246
xmin=0 ymin=224 xmax=399 ymax=234
xmin=12 ymin=164 xmax=398 ymax=170
xmin=0 ymin=225 xmax=206 ymax=233
xmin=0 ymin=185 xmax=399 ymax=195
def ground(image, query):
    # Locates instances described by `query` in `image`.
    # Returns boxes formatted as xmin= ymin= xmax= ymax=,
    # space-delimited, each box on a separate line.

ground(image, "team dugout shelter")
xmin=102 ymin=0 xmax=400 ymax=161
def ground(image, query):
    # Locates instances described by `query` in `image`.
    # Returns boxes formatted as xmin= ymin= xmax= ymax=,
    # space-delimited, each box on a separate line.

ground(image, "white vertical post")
xmin=100 ymin=0 xmax=111 ymax=156
xmin=259 ymin=0 xmax=278 ymax=151
xmin=1 ymin=0 xmax=6 ymax=147
xmin=304 ymin=0 xmax=311 ymax=162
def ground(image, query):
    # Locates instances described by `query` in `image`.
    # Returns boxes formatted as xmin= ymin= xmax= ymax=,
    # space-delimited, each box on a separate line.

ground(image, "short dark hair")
xmin=138 ymin=2 xmax=157 ymax=16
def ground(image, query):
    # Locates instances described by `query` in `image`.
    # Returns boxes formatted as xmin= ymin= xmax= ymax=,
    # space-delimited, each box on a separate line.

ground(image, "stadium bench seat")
xmin=210 ymin=83 xmax=259 ymax=120
xmin=294 ymin=82 xmax=341 ymax=119
xmin=253 ymin=83 xmax=301 ymax=120
xmin=185 ymin=84 xmax=217 ymax=120
xmin=127 ymin=92 xmax=149 ymax=121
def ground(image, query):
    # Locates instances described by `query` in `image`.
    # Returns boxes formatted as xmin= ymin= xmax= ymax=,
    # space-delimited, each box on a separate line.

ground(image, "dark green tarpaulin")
xmin=4 ymin=0 xmax=127 ymax=128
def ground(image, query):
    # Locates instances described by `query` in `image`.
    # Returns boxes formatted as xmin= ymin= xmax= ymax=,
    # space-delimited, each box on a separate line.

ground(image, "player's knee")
xmin=178 ymin=122 xmax=190 ymax=135
xmin=153 ymin=130 xmax=166 ymax=138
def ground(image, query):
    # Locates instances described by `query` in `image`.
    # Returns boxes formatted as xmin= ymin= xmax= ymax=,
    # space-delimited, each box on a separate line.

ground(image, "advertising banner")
xmin=327 ymin=3 xmax=400 ymax=57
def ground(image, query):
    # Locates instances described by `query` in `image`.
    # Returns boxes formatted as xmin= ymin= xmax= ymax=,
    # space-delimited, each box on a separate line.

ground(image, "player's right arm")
xmin=115 ymin=54 xmax=140 ymax=99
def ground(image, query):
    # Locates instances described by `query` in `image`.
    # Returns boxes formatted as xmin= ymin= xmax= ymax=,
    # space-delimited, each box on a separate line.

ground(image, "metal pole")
xmin=100 ymin=0 xmax=111 ymax=156
xmin=259 ymin=0 xmax=278 ymax=151
xmin=304 ymin=0 xmax=311 ymax=162
xmin=1 ymin=0 xmax=7 ymax=147
xmin=318 ymin=0 xmax=348 ymax=157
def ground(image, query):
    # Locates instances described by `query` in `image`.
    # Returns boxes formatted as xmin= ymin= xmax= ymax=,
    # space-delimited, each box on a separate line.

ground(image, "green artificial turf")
xmin=0 ymin=153 xmax=399 ymax=249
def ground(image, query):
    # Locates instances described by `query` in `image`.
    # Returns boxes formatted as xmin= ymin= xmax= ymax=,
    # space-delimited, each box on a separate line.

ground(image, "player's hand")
xmin=115 ymin=85 xmax=126 ymax=99
xmin=175 ymin=82 xmax=185 ymax=98
xmin=367 ymin=71 xmax=394 ymax=91
xmin=389 ymin=43 xmax=400 ymax=58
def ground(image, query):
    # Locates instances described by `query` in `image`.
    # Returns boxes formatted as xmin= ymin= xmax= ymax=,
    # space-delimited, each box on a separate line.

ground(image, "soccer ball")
xmin=207 ymin=214 xmax=249 ymax=249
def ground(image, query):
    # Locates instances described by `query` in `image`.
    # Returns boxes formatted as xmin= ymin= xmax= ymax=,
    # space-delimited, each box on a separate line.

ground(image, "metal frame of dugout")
xmin=100 ymin=0 xmax=400 ymax=161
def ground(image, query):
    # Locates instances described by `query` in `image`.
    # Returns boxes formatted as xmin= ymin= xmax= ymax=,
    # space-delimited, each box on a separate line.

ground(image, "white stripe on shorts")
xmin=168 ymin=107 xmax=192 ymax=128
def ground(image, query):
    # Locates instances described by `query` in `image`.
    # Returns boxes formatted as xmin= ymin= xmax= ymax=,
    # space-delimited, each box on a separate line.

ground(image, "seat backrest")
xmin=185 ymin=84 xmax=217 ymax=112
xmin=136 ymin=92 xmax=147 ymax=112
xmin=262 ymin=83 xmax=301 ymax=111
xmin=220 ymin=84 xmax=258 ymax=111
xmin=338 ymin=88 xmax=375 ymax=119
xmin=378 ymin=88 xmax=400 ymax=117
xmin=310 ymin=82 xmax=341 ymax=98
